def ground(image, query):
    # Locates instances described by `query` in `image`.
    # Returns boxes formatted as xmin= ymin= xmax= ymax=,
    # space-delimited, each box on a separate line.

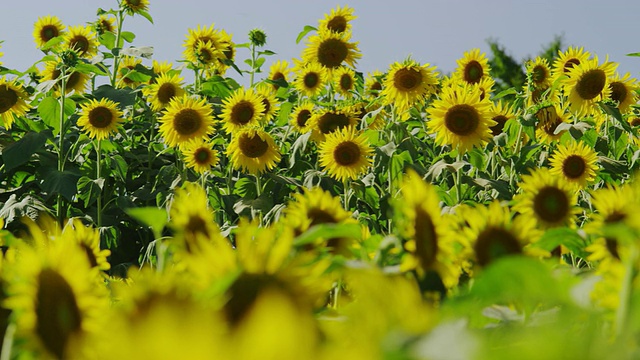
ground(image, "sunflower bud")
xmin=248 ymin=28 xmax=267 ymax=47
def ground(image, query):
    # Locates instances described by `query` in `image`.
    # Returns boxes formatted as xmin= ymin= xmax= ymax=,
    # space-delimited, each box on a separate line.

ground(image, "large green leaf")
xmin=2 ymin=130 xmax=52 ymax=170
xmin=126 ymin=207 xmax=168 ymax=239
xmin=293 ymin=223 xmax=362 ymax=246
xmin=93 ymin=85 xmax=136 ymax=109
xmin=37 ymin=97 xmax=76 ymax=135
xmin=38 ymin=167 xmax=81 ymax=201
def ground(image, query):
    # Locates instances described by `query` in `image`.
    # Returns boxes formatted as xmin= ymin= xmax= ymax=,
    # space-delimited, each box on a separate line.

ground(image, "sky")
xmin=1 ymin=0 xmax=638 ymax=84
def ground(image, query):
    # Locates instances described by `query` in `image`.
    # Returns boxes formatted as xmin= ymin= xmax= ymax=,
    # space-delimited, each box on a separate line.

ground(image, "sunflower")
xmin=427 ymin=82 xmax=495 ymax=153
xmin=142 ymin=73 xmax=185 ymax=111
xmin=563 ymin=56 xmax=617 ymax=117
xmin=255 ymin=84 xmax=279 ymax=123
xmin=489 ymin=100 xmax=517 ymax=136
xmin=227 ymin=127 xmax=281 ymax=175
xmin=512 ymin=168 xmax=579 ymax=230
xmin=77 ymin=98 xmax=125 ymax=141
xmin=267 ymin=60 xmax=291 ymax=90
xmin=40 ymin=60 xmax=89 ymax=95
xmin=318 ymin=5 xmax=356 ymax=35
xmin=454 ymin=48 xmax=491 ymax=85
xmin=220 ymin=87 xmax=266 ymax=134
xmin=0 ymin=77 xmax=31 ymax=129
xmin=182 ymin=24 xmax=225 ymax=65
xmin=332 ymin=66 xmax=357 ymax=97
xmin=608 ymin=72 xmax=639 ymax=114
xmin=302 ymin=30 xmax=361 ymax=71
xmin=169 ymin=182 xmax=221 ymax=254
xmin=4 ymin=240 xmax=107 ymax=359
xmin=33 ymin=15 xmax=65 ymax=49
xmin=182 ymin=139 xmax=220 ymax=174
xmin=473 ymin=76 xmax=495 ymax=101
xmin=309 ymin=106 xmax=359 ymax=142
xmin=60 ymin=219 xmax=111 ymax=272
xmin=159 ymin=95 xmax=215 ymax=148
xmin=121 ymin=0 xmax=149 ymax=14
xmin=548 ymin=140 xmax=599 ymax=189
xmin=289 ymin=101 xmax=315 ymax=133
xmin=318 ymin=126 xmax=373 ymax=182
xmin=63 ymin=25 xmax=98 ymax=58
xmin=460 ymin=200 xmax=539 ymax=270
xmin=526 ymin=57 xmax=552 ymax=89
xmin=381 ymin=59 xmax=439 ymax=120
xmin=193 ymin=40 xmax=223 ymax=69
xmin=116 ymin=55 xmax=145 ymax=89
xmin=396 ymin=169 xmax=461 ymax=288
xmin=364 ymin=70 xmax=384 ymax=97
xmin=551 ymin=46 xmax=591 ymax=84
xmin=211 ymin=29 xmax=235 ymax=75
xmin=534 ymin=102 xmax=570 ymax=144
xmin=152 ymin=60 xmax=176 ymax=77
xmin=293 ymin=61 xmax=328 ymax=98
xmin=94 ymin=15 xmax=116 ymax=35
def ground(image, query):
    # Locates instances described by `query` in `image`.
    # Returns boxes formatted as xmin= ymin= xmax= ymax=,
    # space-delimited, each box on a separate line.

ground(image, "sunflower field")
xmin=0 ymin=0 xmax=639 ymax=359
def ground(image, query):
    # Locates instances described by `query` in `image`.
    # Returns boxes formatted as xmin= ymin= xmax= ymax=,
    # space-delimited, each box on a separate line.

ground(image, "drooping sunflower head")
xmin=33 ymin=15 xmax=65 ymax=49
xmin=564 ymin=55 xmax=617 ymax=118
xmin=290 ymin=101 xmax=315 ymax=134
xmin=193 ymin=40 xmax=223 ymax=69
xmin=293 ymin=61 xmax=328 ymax=98
xmin=427 ymin=82 xmax=495 ymax=153
xmin=169 ymin=182 xmax=221 ymax=254
xmin=533 ymin=102 xmax=570 ymax=144
xmin=142 ymin=73 xmax=185 ymax=111
xmin=318 ymin=5 xmax=357 ymax=35
xmin=489 ymin=100 xmax=517 ymax=136
xmin=182 ymin=24 xmax=225 ymax=64
xmin=255 ymin=84 xmax=280 ymax=123
xmin=302 ymin=30 xmax=361 ymax=71
xmin=551 ymin=46 xmax=591 ymax=84
xmin=221 ymin=87 xmax=266 ymax=134
xmin=513 ymin=167 xmax=579 ymax=230
xmin=121 ymin=0 xmax=150 ymax=15
xmin=182 ymin=139 xmax=219 ymax=174
xmin=227 ymin=127 xmax=281 ymax=175
xmin=381 ymin=59 xmax=439 ymax=118
xmin=318 ymin=126 xmax=374 ymax=182
xmin=608 ymin=72 xmax=639 ymax=114
xmin=548 ymin=140 xmax=599 ymax=189
xmin=159 ymin=95 xmax=215 ymax=148
xmin=77 ymin=98 xmax=125 ymax=141
xmin=364 ymin=70 xmax=384 ymax=97
xmin=526 ymin=57 xmax=552 ymax=89
xmin=0 ymin=77 xmax=31 ymax=129
xmin=40 ymin=60 xmax=89 ymax=95
xmin=454 ymin=48 xmax=491 ymax=85
xmin=63 ymin=25 xmax=98 ymax=58
xmin=309 ymin=106 xmax=358 ymax=142
xmin=94 ymin=15 xmax=116 ymax=35
xmin=152 ymin=60 xmax=176 ymax=78
xmin=267 ymin=60 xmax=291 ymax=90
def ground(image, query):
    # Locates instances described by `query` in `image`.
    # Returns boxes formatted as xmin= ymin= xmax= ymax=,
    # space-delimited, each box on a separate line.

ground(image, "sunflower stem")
xmin=0 ymin=323 xmax=15 ymax=360
xmin=110 ymin=10 xmax=126 ymax=87
xmin=249 ymin=43 xmax=256 ymax=87
xmin=455 ymin=153 xmax=463 ymax=204
xmin=615 ymin=243 xmax=638 ymax=338
xmin=343 ymin=179 xmax=351 ymax=210
xmin=56 ymin=64 xmax=68 ymax=225
xmin=331 ymin=279 xmax=342 ymax=309
xmin=254 ymin=174 xmax=263 ymax=224
xmin=96 ymin=139 xmax=103 ymax=228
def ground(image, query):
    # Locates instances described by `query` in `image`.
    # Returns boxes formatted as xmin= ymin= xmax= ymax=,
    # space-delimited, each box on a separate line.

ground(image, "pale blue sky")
xmin=1 ymin=0 xmax=638 ymax=83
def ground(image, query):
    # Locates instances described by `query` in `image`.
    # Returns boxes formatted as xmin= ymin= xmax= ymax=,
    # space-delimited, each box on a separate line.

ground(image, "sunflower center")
xmin=327 ymin=16 xmax=347 ymax=33
xmin=575 ymin=69 xmax=606 ymax=100
xmin=67 ymin=72 xmax=81 ymax=90
xmin=297 ymin=109 xmax=312 ymax=127
xmin=308 ymin=208 xmax=338 ymax=226
xmin=563 ymin=58 xmax=580 ymax=73
xmin=261 ymin=98 xmax=271 ymax=114
xmin=317 ymin=38 xmax=349 ymax=68
xmin=79 ymin=243 xmax=99 ymax=268
xmin=158 ymin=83 xmax=177 ymax=104
xmin=604 ymin=238 xmax=621 ymax=260
xmin=370 ymin=81 xmax=382 ymax=91
xmin=562 ymin=155 xmax=586 ymax=179
xmin=333 ymin=141 xmax=361 ymax=166
xmin=88 ymin=106 xmax=114 ymax=129
xmin=610 ymin=82 xmax=628 ymax=104
xmin=474 ymin=227 xmax=522 ymax=267
xmin=223 ymin=273 xmax=290 ymax=327
xmin=490 ymin=115 xmax=507 ymax=136
xmin=194 ymin=148 xmax=211 ymax=163
xmin=41 ymin=25 xmax=59 ymax=42
xmin=0 ymin=85 xmax=19 ymax=114
xmin=231 ymin=101 xmax=255 ymax=125
xmin=340 ymin=74 xmax=353 ymax=91
xmin=393 ymin=68 xmax=422 ymax=91
xmin=239 ymin=133 xmax=268 ymax=158
xmin=533 ymin=186 xmax=569 ymax=224
xmin=464 ymin=61 xmax=484 ymax=84
xmin=444 ymin=104 xmax=480 ymax=136
xmin=318 ymin=112 xmax=350 ymax=134
xmin=631 ymin=118 xmax=640 ymax=127
xmin=172 ymin=109 xmax=203 ymax=136
xmin=303 ymin=72 xmax=319 ymax=89
xmin=414 ymin=207 xmax=438 ymax=268
xmin=70 ymin=36 xmax=90 ymax=55
xmin=532 ymin=65 xmax=547 ymax=84
xmin=36 ymin=268 xmax=82 ymax=359
xmin=185 ymin=214 xmax=210 ymax=238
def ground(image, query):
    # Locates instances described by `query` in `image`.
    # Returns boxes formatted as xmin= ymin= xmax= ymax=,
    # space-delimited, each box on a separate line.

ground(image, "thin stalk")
xmin=110 ymin=10 xmax=126 ymax=87
xmin=96 ymin=139 xmax=103 ymax=228
xmin=343 ymin=179 xmax=351 ymax=210
xmin=455 ymin=153 xmax=463 ymax=204
xmin=57 ymin=65 xmax=68 ymax=225
xmin=249 ymin=43 xmax=256 ymax=87
xmin=254 ymin=174 xmax=263 ymax=224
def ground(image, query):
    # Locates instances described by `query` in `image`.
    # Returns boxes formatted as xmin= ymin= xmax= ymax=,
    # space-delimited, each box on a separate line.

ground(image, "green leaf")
xmin=76 ymin=176 xmax=104 ymax=207
xmin=390 ymin=150 xmax=412 ymax=187
xmin=293 ymin=223 xmax=362 ymax=246
xmin=626 ymin=52 xmax=640 ymax=57
xmin=108 ymin=154 xmax=128 ymax=182
xmin=492 ymin=87 xmax=517 ymax=100
xmin=258 ymin=50 xmax=276 ymax=56
xmin=254 ymin=57 xmax=266 ymax=70
xmin=276 ymin=101 xmax=293 ymax=127
xmin=41 ymin=36 xmax=64 ymax=51
xmin=93 ymin=85 xmax=136 ymax=109
xmin=234 ymin=177 xmax=257 ymax=198
xmin=533 ymin=227 xmax=589 ymax=258
xmin=2 ymin=130 xmax=52 ymax=171
xmin=37 ymin=97 xmax=75 ymax=135
xmin=121 ymin=31 xmax=136 ymax=43
xmin=75 ymin=62 xmax=108 ymax=76
xmin=122 ymin=70 xmax=152 ymax=83
xmin=126 ymin=207 xmax=168 ymax=239
xmin=296 ymin=25 xmax=317 ymax=44
xmin=137 ymin=9 xmax=154 ymax=24
xmin=38 ymin=167 xmax=81 ymax=201
xmin=99 ymin=32 xmax=116 ymax=49
xmin=599 ymin=102 xmax=632 ymax=133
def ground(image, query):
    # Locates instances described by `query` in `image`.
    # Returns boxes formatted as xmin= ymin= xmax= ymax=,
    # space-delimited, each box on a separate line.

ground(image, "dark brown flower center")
xmin=303 ymin=72 xmax=319 ymax=89
xmin=308 ymin=208 xmax=338 ymax=226
xmin=610 ymin=82 xmax=628 ymax=104
xmin=393 ymin=68 xmax=422 ymax=91
xmin=36 ymin=269 xmax=82 ymax=359
xmin=317 ymin=38 xmax=349 ymax=68
xmin=79 ymin=243 xmax=99 ymax=268
xmin=333 ymin=141 xmax=360 ymax=166
xmin=575 ymin=69 xmax=606 ymax=100
xmin=194 ymin=148 xmax=212 ymax=164
xmin=444 ymin=104 xmax=480 ymax=136
xmin=464 ymin=60 xmax=483 ymax=84
xmin=231 ymin=101 xmax=255 ymax=125
xmin=318 ymin=112 xmax=350 ymax=134
xmin=414 ymin=207 xmax=438 ymax=269
xmin=89 ymin=107 xmax=114 ymax=128
xmin=532 ymin=65 xmax=548 ymax=85
xmin=474 ymin=227 xmax=522 ymax=267
xmin=327 ymin=16 xmax=347 ymax=33
xmin=339 ymin=74 xmax=353 ymax=91
xmin=631 ymin=118 xmax=640 ymax=127
xmin=562 ymin=155 xmax=586 ymax=179
xmin=157 ymin=83 xmax=177 ymax=104
xmin=0 ymin=85 xmax=19 ymax=114
xmin=174 ymin=109 xmax=203 ymax=136
xmin=239 ymin=133 xmax=268 ymax=158
xmin=533 ymin=186 xmax=569 ymax=224
xmin=563 ymin=58 xmax=580 ymax=73
xmin=41 ymin=25 xmax=59 ymax=42
xmin=70 ymin=35 xmax=90 ymax=55
xmin=490 ymin=115 xmax=507 ymax=136
xmin=296 ymin=109 xmax=312 ymax=128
